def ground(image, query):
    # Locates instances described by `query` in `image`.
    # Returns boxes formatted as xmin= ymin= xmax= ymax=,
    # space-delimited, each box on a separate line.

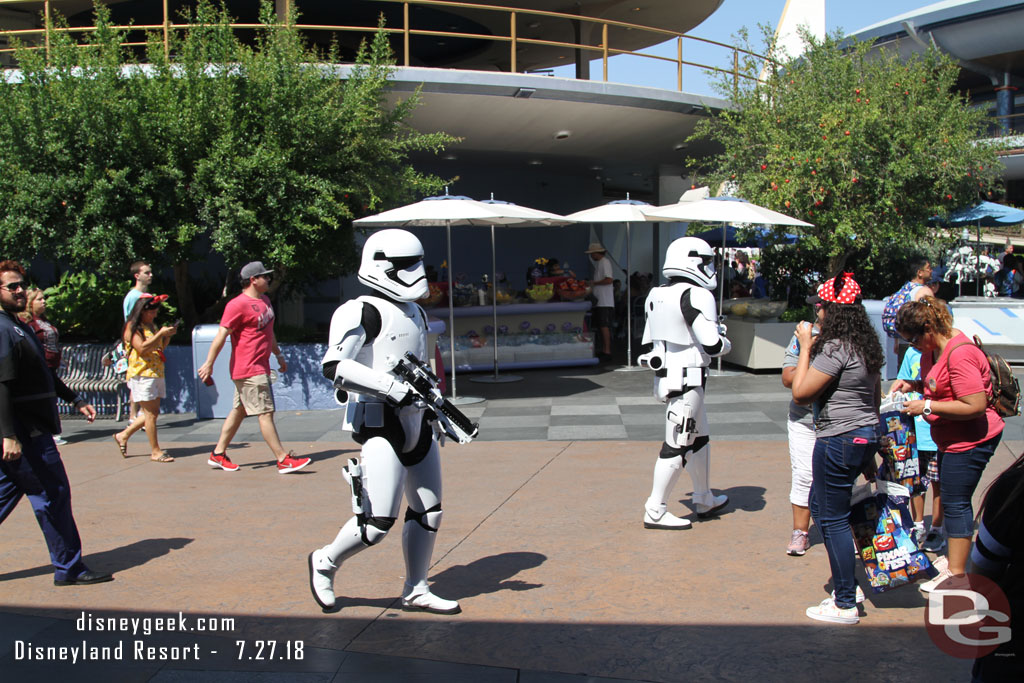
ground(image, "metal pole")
xmin=677 ymin=37 xmax=683 ymax=91
xmin=491 ymin=223 xmax=499 ymax=377
xmin=510 ymin=12 xmax=517 ymax=73
xmin=403 ymin=3 xmax=410 ymax=67
xmin=446 ymin=221 xmax=458 ymax=397
xmin=163 ymin=0 xmax=169 ymax=59
xmin=625 ymin=221 xmax=633 ymax=365
xmin=977 ymin=221 xmax=982 ymax=296
xmin=602 ymin=24 xmax=608 ymax=82
xmin=718 ymin=224 xmax=726 ymax=373
xmin=44 ymin=1 xmax=50 ymax=65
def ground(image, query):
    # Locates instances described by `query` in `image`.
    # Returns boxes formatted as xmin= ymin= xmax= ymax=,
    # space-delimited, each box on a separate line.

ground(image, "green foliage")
xmin=758 ymin=240 xmax=942 ymax=307
xmin=0 ymin=1 xmax=454 ymax=327
xmin=691 ymin=28 xmax=1002 ymax=272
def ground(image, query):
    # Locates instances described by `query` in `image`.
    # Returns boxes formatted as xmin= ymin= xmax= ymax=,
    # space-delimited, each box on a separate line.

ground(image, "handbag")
xmin=850 ymin=479 xmax=936 ymax=593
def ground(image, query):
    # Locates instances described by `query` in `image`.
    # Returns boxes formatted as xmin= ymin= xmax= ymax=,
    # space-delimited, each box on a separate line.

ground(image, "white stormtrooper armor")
xmin=638 ymin=237 xmax=730 ymax=530
xmin=308 ymin=229 xmax=460 ymax=615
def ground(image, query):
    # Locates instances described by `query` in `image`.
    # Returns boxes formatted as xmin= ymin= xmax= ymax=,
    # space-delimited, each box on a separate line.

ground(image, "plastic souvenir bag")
xmin=850 ymin=480 xmax=936 ymax=593
xmin=878 ymin=393 xmax=922 ymax=493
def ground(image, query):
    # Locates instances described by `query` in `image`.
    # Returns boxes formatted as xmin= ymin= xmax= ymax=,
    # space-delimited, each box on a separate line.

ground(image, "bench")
xmin=58 ymin=343 xmax=128 ymax=420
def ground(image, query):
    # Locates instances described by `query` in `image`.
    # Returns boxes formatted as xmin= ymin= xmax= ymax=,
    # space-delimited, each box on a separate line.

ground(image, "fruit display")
xmin=416 ymin=282 xmax=446 ymax=308
xmin=490 ymin=288 xmax=516 ymax=305
xmin=525 ymin=283 xmax=554 ymax=303
xmin=556 ymin=277 xmax=589 ymax=301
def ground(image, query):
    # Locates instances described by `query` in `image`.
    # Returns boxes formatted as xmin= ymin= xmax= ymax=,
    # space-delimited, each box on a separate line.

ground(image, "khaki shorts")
xmin=232 ymin=374 xmax=275 ymax=415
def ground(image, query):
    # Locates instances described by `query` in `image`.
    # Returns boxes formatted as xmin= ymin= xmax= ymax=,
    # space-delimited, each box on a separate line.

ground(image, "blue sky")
xmin=550 ymin=0 xmax=938 ymax=95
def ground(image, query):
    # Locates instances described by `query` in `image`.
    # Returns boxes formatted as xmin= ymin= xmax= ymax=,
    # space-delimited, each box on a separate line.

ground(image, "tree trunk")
xmin=173 ymin=261 xmax=199 ymax=329
xmin=827 ymin=252 xmax=850 ymax=277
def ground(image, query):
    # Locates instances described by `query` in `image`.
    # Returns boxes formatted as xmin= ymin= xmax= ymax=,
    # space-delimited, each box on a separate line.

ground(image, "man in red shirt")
xmin=197 ymin=262 xmax=310 ymax=474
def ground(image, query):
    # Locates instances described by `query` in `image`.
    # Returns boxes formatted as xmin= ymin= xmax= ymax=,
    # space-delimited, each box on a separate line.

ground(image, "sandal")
xmin=113 ymin=434 xmax=128 ymax=458
xmin=150 ymin=452 xmax=174 ymax=463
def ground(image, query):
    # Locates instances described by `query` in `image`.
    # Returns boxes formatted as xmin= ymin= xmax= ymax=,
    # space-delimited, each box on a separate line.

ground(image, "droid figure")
xmin=308 ymin=229 xmax=460 ymax=614
xmin=638 ymin=237 xmax=731 ymax=530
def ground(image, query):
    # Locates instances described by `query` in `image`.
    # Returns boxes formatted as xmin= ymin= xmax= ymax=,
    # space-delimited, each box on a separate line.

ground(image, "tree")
xmin=689 ymin=28 xmax=1002 ymax=275
xmin=0 ymin=1 xmax=454 ymax=331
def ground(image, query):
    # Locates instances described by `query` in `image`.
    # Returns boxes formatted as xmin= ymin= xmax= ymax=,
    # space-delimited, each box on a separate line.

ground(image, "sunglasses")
xmin=2 ymin=280 xmax=27 ymax=292
xmin=260 ymin=274 xmax=274 ymax=282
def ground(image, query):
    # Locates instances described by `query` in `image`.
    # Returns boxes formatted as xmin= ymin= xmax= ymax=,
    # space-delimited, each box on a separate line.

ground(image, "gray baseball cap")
xmin=240 ymin=261 xmax=273 ymax=280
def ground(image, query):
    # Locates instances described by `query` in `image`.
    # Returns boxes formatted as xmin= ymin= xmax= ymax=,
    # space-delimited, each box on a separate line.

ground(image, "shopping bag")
xmin=878 ymin=393 xmax=922 ymax=494
xmin=849 ymin=480 xmax=936 ymax=593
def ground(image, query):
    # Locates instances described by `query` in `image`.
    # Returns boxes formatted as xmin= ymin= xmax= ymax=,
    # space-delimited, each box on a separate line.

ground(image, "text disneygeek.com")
xmin=11 ymin=611 xmax=302 ymax=663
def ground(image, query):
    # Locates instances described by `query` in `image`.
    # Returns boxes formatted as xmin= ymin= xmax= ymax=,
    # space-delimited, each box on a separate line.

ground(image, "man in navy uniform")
xmin=0 ymin=260 xmax=112 ymax=586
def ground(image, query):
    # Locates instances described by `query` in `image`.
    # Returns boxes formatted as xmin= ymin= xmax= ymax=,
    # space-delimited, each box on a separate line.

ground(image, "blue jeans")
xmin=940 ymin=434 xmax=1001 ymax=539
xmin=809 ymin=424 xmax=879 ymax=609
xmin=0 ymin=430 xmax=86 ymax=581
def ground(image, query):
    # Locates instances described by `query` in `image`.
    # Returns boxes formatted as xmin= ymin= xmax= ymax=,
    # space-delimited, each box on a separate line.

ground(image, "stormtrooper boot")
xmin=687 ymin=445 xmax=729 ymax=518
xmin=402 ymin=583 xmax=461 ymax=614
xmin=400 ymin=511 xmax=461 ymax=614
xmin=307 ymin=548 xmax=338 ymax=610
xmin=643 ymin=455 xmax=692 ymax=529
xmin=643 ymin=502 xmax=692 ymax=530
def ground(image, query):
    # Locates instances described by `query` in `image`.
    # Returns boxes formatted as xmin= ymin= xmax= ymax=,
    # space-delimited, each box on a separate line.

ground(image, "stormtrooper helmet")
xmin=663 ymin=236 xmax=716 ymax=290
xmin=358 ymin=229 xmax=429 ymax=301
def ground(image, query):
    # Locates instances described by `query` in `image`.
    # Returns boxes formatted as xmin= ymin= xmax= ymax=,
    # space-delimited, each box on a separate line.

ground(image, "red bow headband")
xmin=815 ymin=272 xmax=861 ymax=304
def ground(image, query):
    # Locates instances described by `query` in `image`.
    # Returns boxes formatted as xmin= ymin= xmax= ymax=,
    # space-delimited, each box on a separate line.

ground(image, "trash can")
xmin=192 ymin=324 xmax=234 ymax=419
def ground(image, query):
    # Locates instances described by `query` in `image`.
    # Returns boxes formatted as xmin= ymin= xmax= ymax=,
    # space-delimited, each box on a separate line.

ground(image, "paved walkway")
xmin=2 ymin=365 xmax=1022 ymax=681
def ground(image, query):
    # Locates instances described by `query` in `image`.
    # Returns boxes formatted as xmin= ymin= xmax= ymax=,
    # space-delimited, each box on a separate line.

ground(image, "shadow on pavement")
xmin=0 ymin=538 xmax=193 ymax=582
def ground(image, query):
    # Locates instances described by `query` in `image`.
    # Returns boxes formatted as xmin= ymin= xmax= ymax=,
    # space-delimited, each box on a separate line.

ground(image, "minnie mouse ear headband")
xmin=805 ymin=272 xmax=861 ymax=305
xmin=141 ymin=293 xmax=169 ymax=306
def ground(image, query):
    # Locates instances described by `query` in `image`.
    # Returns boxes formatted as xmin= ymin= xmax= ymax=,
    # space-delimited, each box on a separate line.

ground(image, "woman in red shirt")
xmin=892 ymin=296 xmax=1004 ymax=592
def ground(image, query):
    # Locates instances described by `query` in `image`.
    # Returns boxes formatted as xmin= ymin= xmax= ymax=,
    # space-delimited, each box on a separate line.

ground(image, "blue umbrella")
xmin=932 ymin=201 xmax=1024 ymax=295
xmin=942 ymin=201 xmax=1024 ymax=227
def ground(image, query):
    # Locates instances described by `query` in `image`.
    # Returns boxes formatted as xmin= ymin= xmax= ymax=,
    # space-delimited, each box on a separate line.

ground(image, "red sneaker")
xmin=277 ymin=452 xmax=311 ymax=474
xmin=208 ymin=452 xmax=239 ymax=472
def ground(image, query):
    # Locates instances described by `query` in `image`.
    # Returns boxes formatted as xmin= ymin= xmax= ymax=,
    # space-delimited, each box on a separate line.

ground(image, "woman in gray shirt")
xmin=791 ymin=272 xmax=883 ymax=625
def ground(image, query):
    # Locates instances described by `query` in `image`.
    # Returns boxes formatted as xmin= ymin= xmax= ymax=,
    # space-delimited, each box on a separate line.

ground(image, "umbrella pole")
xmin=446 ymin=220 xmax=458 ymax=398
xmin=615 ymin=221 xmax=646 ymax=372
xmin=718 ymin=223 xmax=726 ymax=373
xmin=491 ymin=223 xmax=499 ymax=378
xmin=977 ymin=221 xmax=982 ymax=296
xmin=470 ymin=225 xmax=523 ymax=384
xmin=626 ymin=221 xmax=633 ymax=365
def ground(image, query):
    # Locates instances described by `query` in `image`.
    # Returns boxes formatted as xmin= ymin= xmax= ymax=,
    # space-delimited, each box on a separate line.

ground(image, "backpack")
xmin=945 ymin=336 xmax=1021 ymax=418
xmin=109 ymin=342 xmax=129 ymax=379
xmin=881 ymin=281 xmax=919 ymax=338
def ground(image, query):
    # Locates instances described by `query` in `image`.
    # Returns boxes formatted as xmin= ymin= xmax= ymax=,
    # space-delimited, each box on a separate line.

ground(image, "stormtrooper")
xmin=638 ymin=237 xmax=731 ymax=530
xmin=308 ymin=228 xmax=460 ymax=614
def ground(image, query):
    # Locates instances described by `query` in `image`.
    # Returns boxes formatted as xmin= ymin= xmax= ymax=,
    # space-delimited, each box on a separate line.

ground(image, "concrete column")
xmin=995 ymin=74 xmax=1017 ymax=133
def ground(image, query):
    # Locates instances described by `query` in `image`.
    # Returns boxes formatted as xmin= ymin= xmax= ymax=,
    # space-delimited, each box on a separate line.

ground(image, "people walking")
xmin=197 ymin=261 xmax=310 ymax=474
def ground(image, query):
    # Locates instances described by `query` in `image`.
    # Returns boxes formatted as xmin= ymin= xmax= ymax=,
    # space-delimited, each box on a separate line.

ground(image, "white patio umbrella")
xmin=566 ymin=195 xmax=656 ymax=371
xmin=643 ymin=187 xmax=813 ymax=372
xmin=354 ymin=192 xmax=521 ymax=404
xmin=470 ymin=196 xmax=575 ymax=384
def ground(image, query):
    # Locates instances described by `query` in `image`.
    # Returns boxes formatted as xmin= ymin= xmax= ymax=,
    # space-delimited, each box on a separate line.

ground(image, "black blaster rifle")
xmin=390 ymin=352 xmax=479 ymax=444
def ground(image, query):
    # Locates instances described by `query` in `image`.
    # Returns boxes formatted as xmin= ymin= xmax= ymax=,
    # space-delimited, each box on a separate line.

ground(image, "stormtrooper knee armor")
xmin=639 ymin=237 xmax=731 ymax=529
xmin=308 ymin=229 xmax=459 ymax=614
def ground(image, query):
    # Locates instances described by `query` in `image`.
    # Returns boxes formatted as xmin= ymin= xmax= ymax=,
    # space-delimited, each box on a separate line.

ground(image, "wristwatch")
xmin=923 ymin=399 xmax=932 ymax=416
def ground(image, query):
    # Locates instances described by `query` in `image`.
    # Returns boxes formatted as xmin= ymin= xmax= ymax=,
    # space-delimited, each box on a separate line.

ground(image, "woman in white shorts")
xmin=113 ymin=294 xmax=178 ymax=462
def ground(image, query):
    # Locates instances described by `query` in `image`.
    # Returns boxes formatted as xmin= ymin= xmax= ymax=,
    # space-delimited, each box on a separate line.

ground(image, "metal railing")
xmin=0 ymin=0 xmax=770 ymax=94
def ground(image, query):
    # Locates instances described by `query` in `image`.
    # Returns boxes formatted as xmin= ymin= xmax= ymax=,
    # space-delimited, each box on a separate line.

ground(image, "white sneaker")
xmin=643 ymin=505 xmax=692 ymax=530
xmin=695 ymin=494 xmax=729 ymax=519
xmin=831 ymin=585 xmax=866 ymax=604
xmin=806 ymin=597 xmax=859 ymax=624
xmin=919 ymin=568 xmax=959 ymax=594
xmin=307 ymin=549 xmax=338 ymax=610
xmin=402 ymin=588 xmax=461 ymax=615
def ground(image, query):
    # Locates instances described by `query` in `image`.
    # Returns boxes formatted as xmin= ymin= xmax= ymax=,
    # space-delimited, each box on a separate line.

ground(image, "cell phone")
xmin=172 ymin=318 xmax=183 ymax=328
